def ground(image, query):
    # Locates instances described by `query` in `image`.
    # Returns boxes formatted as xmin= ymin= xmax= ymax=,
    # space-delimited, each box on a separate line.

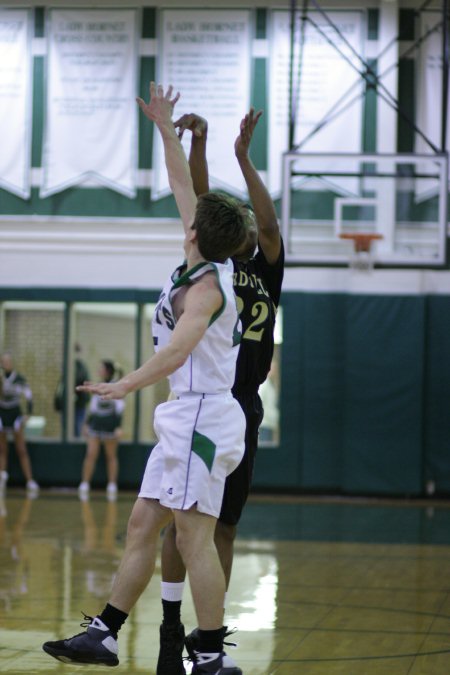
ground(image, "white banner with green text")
xmin=41 ymin=9 xmax=138 ymax=198
xmin=151 ymin=9 xmax=251 ymax=200
xmin=0 ymin=9 xmax=31 ymax=199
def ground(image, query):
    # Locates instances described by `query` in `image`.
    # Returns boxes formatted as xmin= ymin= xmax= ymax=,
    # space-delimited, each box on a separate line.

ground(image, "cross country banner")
xmin=268 ymin=10 xmax=364 ymax=197
xmin=41 ymin=9 xmax=138 ymax=198
xmin=0 ymin=9 xmax=32 ymax=199
xmin=151 ymin=9 xmax=251 ymax=200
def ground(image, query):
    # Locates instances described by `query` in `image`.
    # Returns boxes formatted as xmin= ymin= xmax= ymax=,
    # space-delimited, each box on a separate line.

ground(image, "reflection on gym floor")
xmin=1 ymin=490 xmax=450 ymax=674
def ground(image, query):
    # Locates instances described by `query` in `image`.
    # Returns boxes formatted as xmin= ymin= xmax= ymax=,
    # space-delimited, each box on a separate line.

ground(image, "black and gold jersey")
xmin=232 ymin=239 xmax=284 ymax=393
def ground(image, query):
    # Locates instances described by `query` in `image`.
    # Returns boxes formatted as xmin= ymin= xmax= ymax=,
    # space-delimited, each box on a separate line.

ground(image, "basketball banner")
xmin=41 ymin=9 xmax=138 ymax=198
xmin=268 ymin=10 xmax=364 ymax=197
xmin=151 ymin=9 xmax=251 ymax=200
xmin=0 ymin=9 xmax=31 ymax=199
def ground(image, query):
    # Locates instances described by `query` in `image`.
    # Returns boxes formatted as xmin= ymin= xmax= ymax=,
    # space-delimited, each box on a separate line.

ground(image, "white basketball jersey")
xmin=152 ymin=259 xmax=241 ymax=396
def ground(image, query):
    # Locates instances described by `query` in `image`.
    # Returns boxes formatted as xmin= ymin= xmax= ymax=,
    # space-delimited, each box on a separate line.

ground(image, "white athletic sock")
xmin=161 ymin=581 xmax=185 ymax=602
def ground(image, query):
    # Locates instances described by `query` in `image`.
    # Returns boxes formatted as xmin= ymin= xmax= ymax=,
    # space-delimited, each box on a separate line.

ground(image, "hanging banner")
xmin=41 ymin=9 xmax=138 ymax=198
xmin=415 ymin=12 xmax=448 ymax=200
xmin=0 ymin=9 xmax=31 ymax=199
xmin=152 ymin=9 xmax=251 ymax=200
xmin=268 ymin=10 xmax=364 ymax=197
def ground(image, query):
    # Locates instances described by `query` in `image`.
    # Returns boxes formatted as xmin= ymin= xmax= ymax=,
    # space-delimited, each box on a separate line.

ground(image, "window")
xmin=0 ymin=301 xmax=65 ymax=440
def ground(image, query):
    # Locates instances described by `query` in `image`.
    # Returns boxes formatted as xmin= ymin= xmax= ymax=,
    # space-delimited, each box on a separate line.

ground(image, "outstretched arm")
xmin=76 ymin=278 xmax=222 ymax=399
xmin=136 ymin=82 xmax=197 ymax=234
xmin=174 ymin=113 xmax=210 ymax=196
xmin=235 ymin=108 xmax=281 ymax=264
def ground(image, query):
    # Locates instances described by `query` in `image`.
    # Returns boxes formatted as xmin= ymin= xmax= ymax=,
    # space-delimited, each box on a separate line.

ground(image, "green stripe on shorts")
xmin=192 ymin=430 xmax=216 ymax=472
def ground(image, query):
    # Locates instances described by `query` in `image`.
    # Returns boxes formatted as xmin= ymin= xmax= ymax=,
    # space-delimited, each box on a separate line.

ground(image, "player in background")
xmin=0 ymin=352 xmax=39 ymax=495
xmin=78 ymin=359 xmax=125 ymax=501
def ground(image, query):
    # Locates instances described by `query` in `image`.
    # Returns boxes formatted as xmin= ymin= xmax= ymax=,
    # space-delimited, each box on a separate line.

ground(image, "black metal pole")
xmin=62 ymin=303 xmax=70 ymax=443
xmin=289 ymin=0 xmax=297 ymax=149
xmin=441 ymin=0 xmax=449 ymax=151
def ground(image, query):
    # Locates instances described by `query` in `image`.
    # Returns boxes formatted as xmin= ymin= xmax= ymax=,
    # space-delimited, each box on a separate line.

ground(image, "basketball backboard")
xmin=281 ymin=152 xmax=448 ymax=267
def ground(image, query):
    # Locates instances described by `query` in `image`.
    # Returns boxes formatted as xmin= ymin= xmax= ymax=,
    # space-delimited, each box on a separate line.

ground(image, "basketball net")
xmin=339 ymin=233 xmax=383 ymax=272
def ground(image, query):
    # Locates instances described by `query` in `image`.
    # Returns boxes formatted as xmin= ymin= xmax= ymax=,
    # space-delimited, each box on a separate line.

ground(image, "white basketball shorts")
xmin=139 ymin=392 xmax=245 ymax=518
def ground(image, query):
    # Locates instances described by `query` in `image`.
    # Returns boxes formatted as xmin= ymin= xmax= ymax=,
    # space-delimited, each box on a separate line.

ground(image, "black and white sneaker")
xmin=42 ymin=614 xmax=119 ymax=666
xmin=156 ymin=622 xmax=186 ymax=675
xmin=190 ymin=650 xmax=243 ymax=674
xmin=185 ymin=626 xmax=237 ymax=660
xmin=185 ymin=627 xmax=241 ymax=674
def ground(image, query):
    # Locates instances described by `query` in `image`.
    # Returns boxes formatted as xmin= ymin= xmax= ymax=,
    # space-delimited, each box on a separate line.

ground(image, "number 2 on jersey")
xmin=236 ymin=297 xmax=269 ymax=342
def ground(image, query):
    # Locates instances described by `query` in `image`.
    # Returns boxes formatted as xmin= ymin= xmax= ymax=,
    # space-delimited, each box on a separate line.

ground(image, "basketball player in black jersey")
xmin=156 ymin=108 xmax=284 ymax=674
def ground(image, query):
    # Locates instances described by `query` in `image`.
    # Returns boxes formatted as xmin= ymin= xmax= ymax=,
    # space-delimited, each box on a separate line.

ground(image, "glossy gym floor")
xmin=1 ymin=489 xmax=450 ymax=674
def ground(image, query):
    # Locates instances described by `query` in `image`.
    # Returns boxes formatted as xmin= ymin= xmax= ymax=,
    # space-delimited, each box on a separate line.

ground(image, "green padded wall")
xmin=343 ymin=295 xmax=425 ymax=494
xmin=252 ymin=292 xmax=433 ymax=496
xmin=424 ymin=296 xmax=450 ymax=493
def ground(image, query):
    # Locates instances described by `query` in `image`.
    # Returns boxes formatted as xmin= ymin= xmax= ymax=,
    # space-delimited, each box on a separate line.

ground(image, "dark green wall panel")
xmin=299 ymin=294 xmax=347 ymax=488
xmin=7 ymin=443 xmax=150 ymax=490
xmin=31 ymin=57 xmax=44 ymax=167
xmin=138 ymin=57 xmax=156 ymax=170
xmin=253 ymin=292 xmax=427 ymax=496
xmin=424 ymin=296 xmax=450 ymax=492
xmin=253 ymin=292 xmax=304 ymax=487
xmin=343 ymin=296 xmax=425 ymax=494
xmin=250 ymin=59 xmax=267 ymax=171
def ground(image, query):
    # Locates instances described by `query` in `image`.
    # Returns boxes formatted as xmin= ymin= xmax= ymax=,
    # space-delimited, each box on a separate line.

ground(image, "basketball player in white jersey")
xmin=42 ymin=83 xmax=247 ymax=675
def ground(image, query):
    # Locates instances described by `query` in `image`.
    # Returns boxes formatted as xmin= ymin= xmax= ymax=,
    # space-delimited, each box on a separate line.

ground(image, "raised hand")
xmin=234 ymin=107 xmax=263 ymax=160
xmin=136 ymin=82 xmax=180 ymax=125
xmin=174 ymin=113 xmax=208 ymax=140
